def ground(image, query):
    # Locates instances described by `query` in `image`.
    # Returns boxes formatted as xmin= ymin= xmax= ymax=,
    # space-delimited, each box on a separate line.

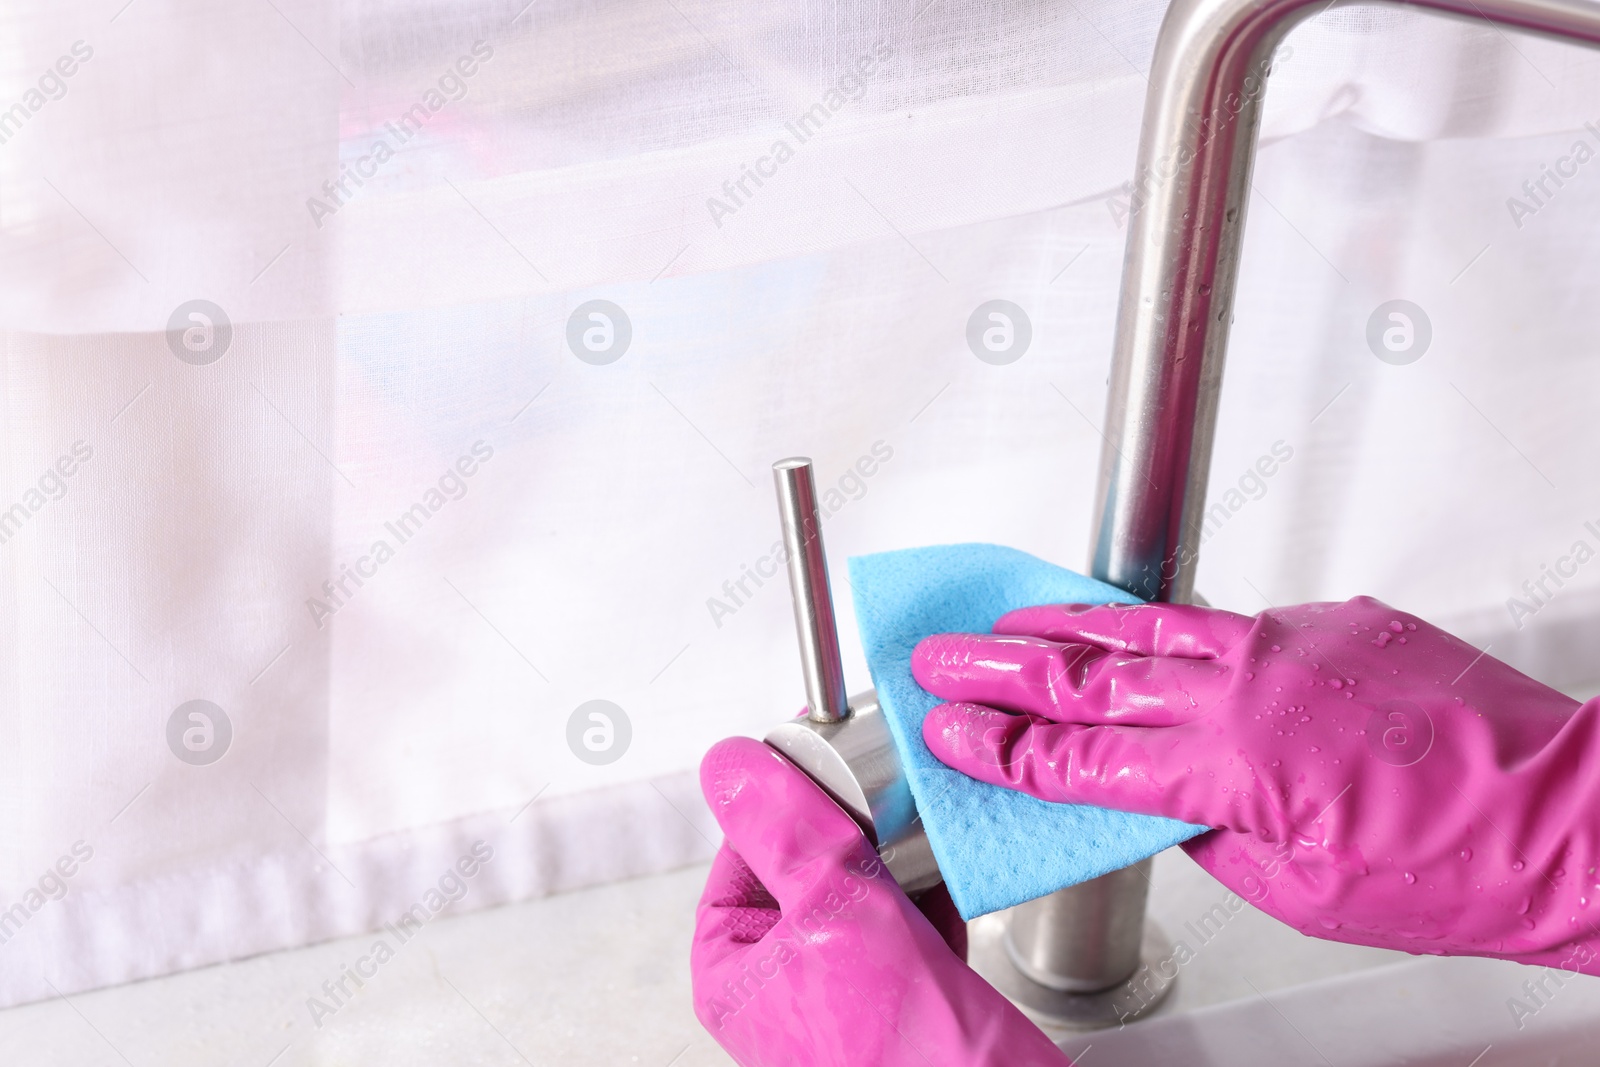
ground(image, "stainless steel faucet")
xmin=1093 ymin=0 xmax=1600 ymax=608
xmin=767 ymin=0 xmax=1600 ymax=1032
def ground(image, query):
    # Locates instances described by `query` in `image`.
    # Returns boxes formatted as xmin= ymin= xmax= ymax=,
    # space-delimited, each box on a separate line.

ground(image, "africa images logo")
xmin=705 ymin=43 xmax=893 ymax=227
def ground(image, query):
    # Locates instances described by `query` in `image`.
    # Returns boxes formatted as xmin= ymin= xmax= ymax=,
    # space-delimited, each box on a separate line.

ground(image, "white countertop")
xmin=0 ymin=845 xmax=1408 ymax=1065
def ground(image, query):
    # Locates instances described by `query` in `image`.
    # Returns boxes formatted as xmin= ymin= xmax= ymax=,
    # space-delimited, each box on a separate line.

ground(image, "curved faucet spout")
xmin=1091 ymin=0 xmax=1600 ymax=603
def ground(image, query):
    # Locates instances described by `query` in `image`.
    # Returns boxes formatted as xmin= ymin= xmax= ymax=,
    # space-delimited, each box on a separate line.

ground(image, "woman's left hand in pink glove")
xmin=912 ymin=597 xmax=1600 ymax=974
xmin=691 ymin=736 xmax=1069 ymax=1067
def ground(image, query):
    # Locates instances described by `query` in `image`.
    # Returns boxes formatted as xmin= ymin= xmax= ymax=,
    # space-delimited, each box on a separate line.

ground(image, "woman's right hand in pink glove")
xmin=913 ymin=597 xmax=1600 ymax=973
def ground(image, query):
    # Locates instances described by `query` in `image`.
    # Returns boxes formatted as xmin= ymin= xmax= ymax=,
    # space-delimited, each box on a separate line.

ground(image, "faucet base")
xmin=969 ymin=914 xmax=1176 ymax=1032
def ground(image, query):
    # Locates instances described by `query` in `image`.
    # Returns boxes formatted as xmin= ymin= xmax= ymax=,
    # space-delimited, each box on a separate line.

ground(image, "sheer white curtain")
xmin=2 ymin=0 xmax=1599 ymax=1006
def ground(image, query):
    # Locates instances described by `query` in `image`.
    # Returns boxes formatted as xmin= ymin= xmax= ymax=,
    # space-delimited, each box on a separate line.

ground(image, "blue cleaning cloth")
xmin=847 ymin=543 xmax=1208 ymax=920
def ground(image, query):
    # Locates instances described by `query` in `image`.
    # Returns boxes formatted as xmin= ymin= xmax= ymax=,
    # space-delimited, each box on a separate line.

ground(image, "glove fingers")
xmin=913 ymin=632 xmax=1227 ymax=726
xmin=994 ymin=603 xmax=1255 ymax=659
xmin=922 ymin=701 xmax=1183 ymax=818
xmin=699 ymin=737 xmax=866 ymax=908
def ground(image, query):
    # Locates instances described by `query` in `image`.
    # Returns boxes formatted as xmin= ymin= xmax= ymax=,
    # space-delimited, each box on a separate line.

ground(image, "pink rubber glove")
xmin=913 ymin=597 xmax=1600 ymax=974
xmin=692 ymin=736 xmax=1069 ymax=1067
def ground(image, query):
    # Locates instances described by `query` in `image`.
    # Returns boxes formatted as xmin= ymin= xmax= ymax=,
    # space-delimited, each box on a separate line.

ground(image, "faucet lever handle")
xmin=772 ymin=458 xmax=850 ymax=724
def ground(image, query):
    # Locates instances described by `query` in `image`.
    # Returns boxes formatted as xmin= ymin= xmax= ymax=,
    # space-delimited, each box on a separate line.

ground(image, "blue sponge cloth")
xmin=847 ymin=543 xmax=1208 ymax=920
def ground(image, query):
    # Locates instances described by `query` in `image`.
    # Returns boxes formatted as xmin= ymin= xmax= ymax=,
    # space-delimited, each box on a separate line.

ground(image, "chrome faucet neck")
xmin=1092 ymin=0 xmax=1600 ymax=604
